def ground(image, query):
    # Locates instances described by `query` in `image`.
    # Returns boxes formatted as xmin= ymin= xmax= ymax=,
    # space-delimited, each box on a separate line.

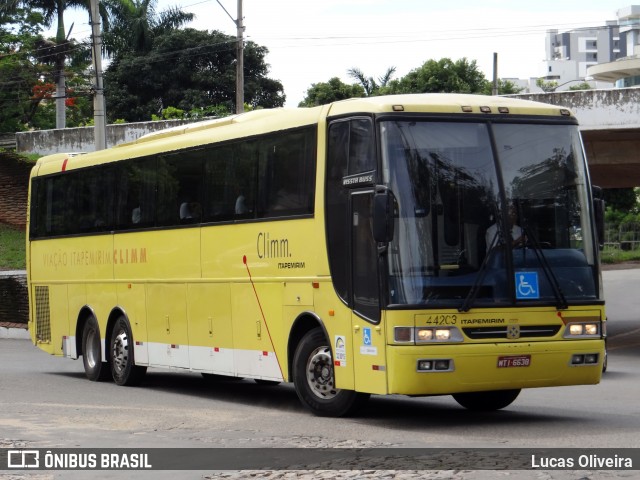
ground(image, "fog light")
xmin=584 ymin=353 xmax=599 ymax=364
xmin=434 ymin=360 xmax=450 ymax=370
xmin=417 ymin=360 xmax=433 ymax=371
xmin=571 ymin=354 xmax=585 ymax=365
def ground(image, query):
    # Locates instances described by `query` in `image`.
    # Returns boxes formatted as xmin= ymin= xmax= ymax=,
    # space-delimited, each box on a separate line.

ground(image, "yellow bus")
xmin=27 ymin=94 xmax=606 ymax=416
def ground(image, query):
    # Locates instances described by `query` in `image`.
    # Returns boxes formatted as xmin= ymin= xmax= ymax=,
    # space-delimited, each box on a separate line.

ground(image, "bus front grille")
xmin=34 ymin=286 xmax=51 ymax=343
xmin=462 ymin=325 xmax=561 ymax=340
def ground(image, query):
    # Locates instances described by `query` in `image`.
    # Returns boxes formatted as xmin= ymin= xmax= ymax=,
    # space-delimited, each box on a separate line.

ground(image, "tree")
xmin=536 ymin=78 xmax=558 ymax=92
xmin=387 ymin=58 xmax=487 ymax=94
xmin=0 ymin=6 xmax=43 ymax=131
xmin=104 ymin=29 xmax=285 ymax=121
xmin=480 ymin=78 xmax=524 ymax=95
xmin=0 ymin=6 xmax=90 ymax=131
xmin=298 ymin=77 xmax=365 ymax=107
xmin=102 ymin=0 xmax=194 ymax=56
xmin=604 ymin=189 xmax=638 ymax=212
xmin=569 ymin=82 xmax=593 ymax=91
xmin=7 ymin=0 xmax=94 ymax=128
xmin=347 ymin=66 xmax=395 ymax=97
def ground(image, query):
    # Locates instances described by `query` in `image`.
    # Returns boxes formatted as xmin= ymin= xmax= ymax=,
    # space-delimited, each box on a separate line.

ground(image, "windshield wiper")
xmin=459 ymin=229 xmax=500 ymax=313
xmin=521 ymin=226 xmax=568 ymax=310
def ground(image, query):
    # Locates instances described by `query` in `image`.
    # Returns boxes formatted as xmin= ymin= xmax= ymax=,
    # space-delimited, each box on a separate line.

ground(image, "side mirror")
xmin=592 ymin=185 xmax=605 ymax=249
xmin=372 ymin=186 xmax=395 ymax=243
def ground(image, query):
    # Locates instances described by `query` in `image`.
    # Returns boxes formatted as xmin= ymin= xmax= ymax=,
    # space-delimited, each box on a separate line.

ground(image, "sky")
xmin=52 ymin=0 xmax=622 ymax=106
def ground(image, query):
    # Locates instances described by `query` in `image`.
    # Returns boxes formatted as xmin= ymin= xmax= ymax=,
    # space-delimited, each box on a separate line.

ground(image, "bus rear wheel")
xmin=293 ymin=327 xmax=369 ymax=417
xmin=82 ymin=316 xmax=110 ymax=381
xmin=452 ymin=389 xmax=521 ymax=411
xmin=110 ymin=316 xmax=146 ymax=386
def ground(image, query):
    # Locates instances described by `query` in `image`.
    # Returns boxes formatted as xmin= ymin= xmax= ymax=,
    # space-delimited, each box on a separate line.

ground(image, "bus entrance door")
xmin=350 ymin=191 xmax=388 ymax=395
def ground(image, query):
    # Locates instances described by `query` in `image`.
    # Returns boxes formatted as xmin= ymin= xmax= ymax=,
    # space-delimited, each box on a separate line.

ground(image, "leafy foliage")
xmin=298 ymin=77 xmax=364 ymax=107
xmin=105 ymin=28 xmax=284 ymax=121
xmin=0 ymin=7 xmax=43 ymax=131
xmin=347 ymin=67 xmax=396 ymax=96
xmin=385 ymin=58 xmax=487 ymax=94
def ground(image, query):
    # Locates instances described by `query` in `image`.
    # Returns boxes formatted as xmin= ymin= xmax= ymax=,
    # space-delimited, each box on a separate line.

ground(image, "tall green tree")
xmin=105 ymin=28 xmax=285 ymax=121
xmin=298 ymin=77 xmax=365 ymax=107
xmin=0 ymin=6 xmax=44 ymax=131
xmin=102 ymin=0 xmax=194 ymax=56
xmin=386 ymin=58 xmax=487 ymax=94
xmin=7 ymin=0 xmax=107 ymax=128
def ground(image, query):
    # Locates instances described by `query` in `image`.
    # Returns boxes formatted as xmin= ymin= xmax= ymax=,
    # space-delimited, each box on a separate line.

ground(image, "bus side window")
xmin=116 ymin=157 xmax=157 ymax=229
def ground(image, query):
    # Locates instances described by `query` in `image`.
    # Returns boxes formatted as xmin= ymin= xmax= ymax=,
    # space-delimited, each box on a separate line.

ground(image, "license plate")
xmin=497 ymin=355 xmax=531 ymax=368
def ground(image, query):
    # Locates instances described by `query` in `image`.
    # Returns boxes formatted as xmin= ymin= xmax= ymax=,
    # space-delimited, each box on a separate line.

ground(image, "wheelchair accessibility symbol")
xmin=363 ymin=327 xmax=372 ymax=346
xmin=516 ymin=272 xmax=539 ymax=299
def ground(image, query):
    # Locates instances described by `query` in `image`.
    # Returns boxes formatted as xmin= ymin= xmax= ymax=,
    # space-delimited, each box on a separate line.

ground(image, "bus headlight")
xmin=416 ymin=327 xmax=463 ymax=343
xmin=564 ymin=322 xmax=600 ymax=338
xmin=394 ymin=326 xmax=463 ymax=344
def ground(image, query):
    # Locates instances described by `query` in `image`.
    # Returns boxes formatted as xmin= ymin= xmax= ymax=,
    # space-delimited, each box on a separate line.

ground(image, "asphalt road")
xmin=0 ymin=267 xmax=638 ymax=480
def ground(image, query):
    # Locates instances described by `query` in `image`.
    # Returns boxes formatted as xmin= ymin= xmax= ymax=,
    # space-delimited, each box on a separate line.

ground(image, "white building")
xmin=588 ymin=5 xmax=640 ymax=86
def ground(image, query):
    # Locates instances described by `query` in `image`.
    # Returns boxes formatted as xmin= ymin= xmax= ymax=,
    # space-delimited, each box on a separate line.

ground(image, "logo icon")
xmin=8 ymin=450 xmax=40 ymax=469
xmin=507 ymin=324 xmax=521 ymax=339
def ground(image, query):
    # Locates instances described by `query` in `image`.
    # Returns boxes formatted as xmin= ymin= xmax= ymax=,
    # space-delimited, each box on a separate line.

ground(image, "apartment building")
xmin=541 ymin=5 xmax=640 ymax=89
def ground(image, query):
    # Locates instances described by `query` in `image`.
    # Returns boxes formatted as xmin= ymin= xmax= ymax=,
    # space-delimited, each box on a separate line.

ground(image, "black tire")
xmin=293 ymin=327 xmax=369 ymax=417
xmin=81 ymin=316 xmax=110 ymax=381
xmin=110 ymin=316 xmax=146 ymax=386
xmin=452 ymin=389 xmax=521 ymax=411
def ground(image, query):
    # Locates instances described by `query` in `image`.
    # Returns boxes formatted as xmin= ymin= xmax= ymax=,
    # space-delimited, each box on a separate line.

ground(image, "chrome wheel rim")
xmin=112 ymin=328 xmax=129 ymax=375
xmin=86 ymin=327 xmax=99 ymax=369
xmin=306 ymin=346 xmax=338 ymax=400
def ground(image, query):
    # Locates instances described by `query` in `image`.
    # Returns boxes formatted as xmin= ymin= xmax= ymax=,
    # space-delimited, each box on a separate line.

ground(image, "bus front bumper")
xmin=386 ymin=340 xmax=604 ymax=396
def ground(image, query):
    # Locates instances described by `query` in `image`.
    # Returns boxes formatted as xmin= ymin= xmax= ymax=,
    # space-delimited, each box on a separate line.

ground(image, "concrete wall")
xmin=16 ymin=118 xmax=205 ymax=156
xmin=513 ymin=87 xmax=640 ymax=131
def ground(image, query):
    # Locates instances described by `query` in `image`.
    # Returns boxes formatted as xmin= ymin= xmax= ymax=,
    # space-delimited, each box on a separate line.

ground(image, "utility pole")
xmin=89 ymin=0 xmax=107 ymax=150
xmin=216 ymin=0 xmax=244 ymax=114
xmin=492 ymin=52 xmax=498 ymax=96
xmin=236 ymin=0 xmax=244 ymax=113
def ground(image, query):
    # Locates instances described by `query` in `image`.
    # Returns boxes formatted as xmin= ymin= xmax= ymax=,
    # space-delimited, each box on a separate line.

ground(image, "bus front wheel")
xmin=82 ymin=315 xmax=110 ymax=381
xmin=452 ymin=389 xmax=521 ymax=411
xmin=110 ymin=316 xmax=146 ymax=386
xmin=293 ymin=327 xmax=369 ymax=417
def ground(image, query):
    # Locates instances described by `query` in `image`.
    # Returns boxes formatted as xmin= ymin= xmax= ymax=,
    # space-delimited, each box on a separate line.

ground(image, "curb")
xmin=0 ymin=324 xmax=30 ymax=340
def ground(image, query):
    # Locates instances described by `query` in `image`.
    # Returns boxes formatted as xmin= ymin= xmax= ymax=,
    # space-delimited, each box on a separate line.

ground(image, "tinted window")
xmin=30 ymin=125 xmax=317 ymax=239
xmin=326 ymin=117 xmax=375 ymax=305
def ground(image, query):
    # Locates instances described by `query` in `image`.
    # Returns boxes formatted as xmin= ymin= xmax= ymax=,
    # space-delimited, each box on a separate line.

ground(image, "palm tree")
xmin=102 ymin=0 xmax=194 ymax=56
xmin=347 ymin=66 xmax=396 ymax=97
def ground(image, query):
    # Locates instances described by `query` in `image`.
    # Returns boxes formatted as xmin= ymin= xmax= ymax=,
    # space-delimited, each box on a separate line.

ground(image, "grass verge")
xmin=0 ymin=223 xmax=26 ymax=270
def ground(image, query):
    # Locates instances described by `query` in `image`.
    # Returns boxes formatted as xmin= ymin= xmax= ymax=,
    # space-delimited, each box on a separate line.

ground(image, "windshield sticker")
xmin=516 ymin=272 xmax=540 ymax=299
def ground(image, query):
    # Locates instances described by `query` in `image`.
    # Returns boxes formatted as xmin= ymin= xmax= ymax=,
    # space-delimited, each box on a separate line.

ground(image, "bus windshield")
xmin=381 ymin=120 xmax=598 ymax=309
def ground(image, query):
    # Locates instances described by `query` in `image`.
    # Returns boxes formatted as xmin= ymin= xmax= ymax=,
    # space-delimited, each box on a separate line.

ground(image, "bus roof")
xmin=326 ymin=93 xmax=574 ymax=117
xmin=32 ymin=93 xmax=574 ymax=176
